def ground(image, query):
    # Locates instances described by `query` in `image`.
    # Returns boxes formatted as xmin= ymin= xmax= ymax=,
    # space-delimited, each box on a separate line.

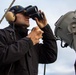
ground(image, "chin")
xmin=16 ymin=22 xmax=30 ymax=28
xmin=23 ymin=24 xmax=30 ymax=28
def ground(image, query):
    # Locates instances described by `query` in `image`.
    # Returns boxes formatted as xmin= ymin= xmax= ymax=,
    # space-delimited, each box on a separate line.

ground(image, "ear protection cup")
xmin=5 ymin=11 xmax=16 ymax=22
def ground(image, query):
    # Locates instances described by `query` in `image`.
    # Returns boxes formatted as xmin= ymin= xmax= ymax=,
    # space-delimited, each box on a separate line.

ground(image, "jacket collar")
xmin=4 ymin=25 xmax=15 ymax=32
xmin=5 ymin=24 xmax=29 ymax=37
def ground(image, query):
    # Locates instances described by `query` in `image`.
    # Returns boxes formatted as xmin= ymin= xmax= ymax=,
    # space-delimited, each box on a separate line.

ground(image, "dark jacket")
xmin=0 ymin=24 xmax=57 ymax=75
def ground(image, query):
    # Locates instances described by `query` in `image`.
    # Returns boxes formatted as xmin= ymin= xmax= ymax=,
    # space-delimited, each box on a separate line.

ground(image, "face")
xmin=15 ymin=13 xmax=30 ymax=27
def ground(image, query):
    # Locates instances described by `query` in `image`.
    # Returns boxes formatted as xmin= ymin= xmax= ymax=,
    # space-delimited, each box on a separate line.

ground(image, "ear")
xmin=5 ymin=11 xmax=16 ymax=22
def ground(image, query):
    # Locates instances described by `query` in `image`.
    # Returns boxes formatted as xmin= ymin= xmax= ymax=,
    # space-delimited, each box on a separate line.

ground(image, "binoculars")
xmin=24 ymin=5 xmax=44 ymax=20
xmin=5 ymin=5 xmax=44 ymax=22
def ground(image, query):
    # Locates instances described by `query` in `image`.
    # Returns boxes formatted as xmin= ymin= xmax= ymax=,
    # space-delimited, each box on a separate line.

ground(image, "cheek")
xmin=16 ymin=16 xmax=24 ymax=23
xmin=16 ymin=14 xmax=29 ymax=25
xmin=19 ymin=18 xmax=23 ymax=22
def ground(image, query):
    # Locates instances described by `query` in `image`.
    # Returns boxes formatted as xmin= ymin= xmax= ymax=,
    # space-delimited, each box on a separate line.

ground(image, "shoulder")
xmin=4 ymin=25 xmax=14 ymax=32
xmin=0 ymin=25 xmax=15 ymax=40
xmin=0 ymin=28 xmax=6 ymax=37
xmin=0 ymin=26 xmax=15 ymax=44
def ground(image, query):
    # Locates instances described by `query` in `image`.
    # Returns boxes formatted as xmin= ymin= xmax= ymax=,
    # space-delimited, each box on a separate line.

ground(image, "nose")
xmin=24 ymin=15 xmax=30 ymax=19
xmin=26 ymin=16 xmax=30 ymax=20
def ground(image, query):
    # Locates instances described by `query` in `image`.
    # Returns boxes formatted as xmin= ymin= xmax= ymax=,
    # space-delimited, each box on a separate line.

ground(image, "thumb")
xmin=35 ymin=18 xmax=39 ymax=24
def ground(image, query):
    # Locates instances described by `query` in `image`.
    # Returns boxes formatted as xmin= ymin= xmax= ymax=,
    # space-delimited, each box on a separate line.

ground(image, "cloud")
xmin=38 ymin=61 xmax=75 ymax=75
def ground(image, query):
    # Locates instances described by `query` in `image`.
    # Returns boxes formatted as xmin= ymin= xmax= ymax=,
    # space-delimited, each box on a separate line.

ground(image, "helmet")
xmin=54 ymin=10 xmax=76 ymax=51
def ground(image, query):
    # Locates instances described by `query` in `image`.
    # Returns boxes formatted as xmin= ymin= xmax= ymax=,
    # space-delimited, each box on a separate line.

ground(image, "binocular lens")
xmin=25 ymin=6 xmax=38 ymax=16
xmin=30 ymin=12 xmax=44 ymax=20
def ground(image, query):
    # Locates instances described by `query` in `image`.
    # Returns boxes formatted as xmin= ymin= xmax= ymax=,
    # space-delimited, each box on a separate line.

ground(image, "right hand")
xmin=35 ymin=11 xmax=47 ymax=28
xmin=27 ymin=26 xmax=44 ymax=45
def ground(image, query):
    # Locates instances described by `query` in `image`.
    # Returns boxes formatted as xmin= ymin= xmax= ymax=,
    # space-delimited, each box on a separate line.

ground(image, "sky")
xmin=0 ymin=0 xmax=76 ymax=75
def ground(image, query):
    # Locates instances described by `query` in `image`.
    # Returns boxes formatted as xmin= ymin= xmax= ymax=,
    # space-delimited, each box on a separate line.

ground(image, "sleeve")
xmin=36 ymin=24 xmax=58 ymax=64
xmin=0 ymin=33 xmax=33 ymax=65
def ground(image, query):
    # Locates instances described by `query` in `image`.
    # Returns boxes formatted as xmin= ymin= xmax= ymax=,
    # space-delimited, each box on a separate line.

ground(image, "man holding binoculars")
xmin=0 ymin=5 xmax=57 ymax=75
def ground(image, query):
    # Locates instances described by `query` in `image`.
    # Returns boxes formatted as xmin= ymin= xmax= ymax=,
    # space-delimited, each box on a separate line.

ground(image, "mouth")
xmin=26 ymin=20 xmax=29 ymax=23
xmin=25 ymin=19 xmax=30 ymax=24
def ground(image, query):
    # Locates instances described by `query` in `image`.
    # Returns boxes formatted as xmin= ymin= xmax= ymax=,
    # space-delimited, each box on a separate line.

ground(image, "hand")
xmin=35 ymin=11 xmax=48 ymax=28
xmin=27 ymin=26 xmax=44 ymax=45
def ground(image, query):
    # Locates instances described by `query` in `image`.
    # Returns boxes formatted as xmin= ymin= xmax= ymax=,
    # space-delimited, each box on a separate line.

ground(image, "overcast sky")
xmin=0 ymin=0 xmax=76 ymax=75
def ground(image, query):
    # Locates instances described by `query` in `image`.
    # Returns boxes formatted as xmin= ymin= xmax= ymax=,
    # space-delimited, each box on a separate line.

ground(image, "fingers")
xmin=28 ymin=26 xmax=43 ymax=45
xmin=34 ymin=18 xmax=39 ymax=25
xmin=32 ymin=26 xmax=44 ymax=36
xmin=38 ymin=10 xmax=46 ymax=20
xmin=34 ymin=39 xmax=40 ymax=45
xmin=41 ymin=12 xmax=46 ymax=20
xmin=35 ymin=34 xmax=43 ymax=40
xmin=34 ymin=11 xmax=47 ymax=28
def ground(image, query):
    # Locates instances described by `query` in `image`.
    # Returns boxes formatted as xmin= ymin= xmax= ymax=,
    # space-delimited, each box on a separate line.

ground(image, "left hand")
xmin=35 ymin=11 xmax=48 ymax=28
xmin=27 ymin=26 xmax=44 ymax=45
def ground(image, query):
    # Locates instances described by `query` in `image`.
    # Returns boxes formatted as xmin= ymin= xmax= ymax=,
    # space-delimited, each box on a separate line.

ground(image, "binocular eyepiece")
xmin=24 ymin=5 xmax=44 ymax=20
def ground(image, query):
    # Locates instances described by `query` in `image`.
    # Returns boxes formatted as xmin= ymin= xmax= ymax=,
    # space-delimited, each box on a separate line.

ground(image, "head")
xmin=15 ymin=12 xmax=30 ymax=27
xmin=6 ymin=5 xmax=30 ymax=27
